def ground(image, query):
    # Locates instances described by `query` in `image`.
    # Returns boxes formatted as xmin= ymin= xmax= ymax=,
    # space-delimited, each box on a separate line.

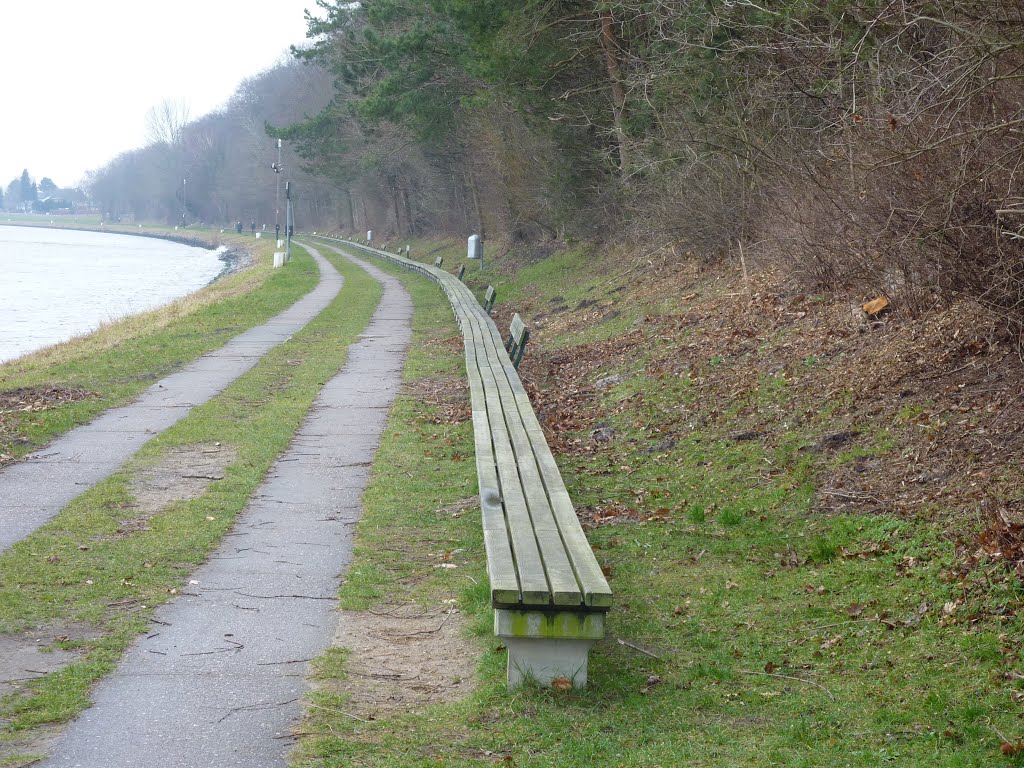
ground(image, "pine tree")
xmin=19 ymin=170 xmax=37 ymax=203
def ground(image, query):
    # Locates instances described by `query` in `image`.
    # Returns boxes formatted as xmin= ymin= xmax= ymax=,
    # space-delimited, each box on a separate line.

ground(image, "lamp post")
xmin=272 ymin=139 xmax=282 ymax=238
xmin=182 ymin=178 xmax=187 ymax=226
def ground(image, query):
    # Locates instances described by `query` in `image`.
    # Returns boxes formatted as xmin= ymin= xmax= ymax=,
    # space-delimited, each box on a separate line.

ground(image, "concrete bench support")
xmin=495 ymin=609 xmax=604 ymax=688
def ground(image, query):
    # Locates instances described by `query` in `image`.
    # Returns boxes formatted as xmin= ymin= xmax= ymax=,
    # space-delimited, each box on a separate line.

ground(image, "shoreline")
xmin=0 ymin=223 xmax=259 ymax=365
xmin=0 ymin=218 xmax=257 ymax=280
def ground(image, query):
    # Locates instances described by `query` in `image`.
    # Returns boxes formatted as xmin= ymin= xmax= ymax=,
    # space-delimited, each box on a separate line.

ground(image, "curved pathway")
xmin=44 ymin=245 xmax=412 ymax=767
xmin=0 ymin=248 xmax=343 ymax=553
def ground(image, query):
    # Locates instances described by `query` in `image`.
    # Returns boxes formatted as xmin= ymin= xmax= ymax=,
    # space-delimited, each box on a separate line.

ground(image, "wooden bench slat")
xmin=477 ymin=322 xmax=583 ymax=606
xmin=483 ymin=530 xmax=521 ymax=606
xmin=471 ymin=330 xmax=551 ymax=605
xmin=466 ymin=307 xmax=610 ymax=605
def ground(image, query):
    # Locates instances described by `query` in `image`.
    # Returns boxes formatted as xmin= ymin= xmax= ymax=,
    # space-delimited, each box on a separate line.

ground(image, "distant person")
xmin=236 ymin=221 xmax=243 ymax=234
xmin=250 ymin=221 xmax=256 ymax=234
xmin=275 ymin=223 xmax=281 ymax=240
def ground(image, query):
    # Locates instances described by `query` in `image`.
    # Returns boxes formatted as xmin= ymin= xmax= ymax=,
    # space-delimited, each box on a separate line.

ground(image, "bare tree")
xmin=145 ymin=99 xmax=192 ymax=146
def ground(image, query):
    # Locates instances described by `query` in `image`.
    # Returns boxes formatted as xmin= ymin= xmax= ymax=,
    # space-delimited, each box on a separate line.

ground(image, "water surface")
xmin=0 ymin=226 xmax=225 ymax=363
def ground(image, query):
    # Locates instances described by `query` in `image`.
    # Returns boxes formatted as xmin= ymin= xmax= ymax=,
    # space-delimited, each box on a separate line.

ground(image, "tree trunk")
xmin=392 ymin=183 xmax=402 ymax=235
xmin=466 ymin=164 xmax=485 ymax=241
xmin=599 ymin=10 xmax=629 ymax=172
xmin=403 ymin=185 xmax=415 ymax=236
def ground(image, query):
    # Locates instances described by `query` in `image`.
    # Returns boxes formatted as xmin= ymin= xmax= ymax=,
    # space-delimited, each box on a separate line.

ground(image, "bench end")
xmin=495 ymin=608 xmax=605 ymax=689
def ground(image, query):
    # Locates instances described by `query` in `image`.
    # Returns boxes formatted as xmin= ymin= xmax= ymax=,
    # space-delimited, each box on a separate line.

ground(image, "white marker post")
xmin=468 ymin=234 xmax=483 ymax=270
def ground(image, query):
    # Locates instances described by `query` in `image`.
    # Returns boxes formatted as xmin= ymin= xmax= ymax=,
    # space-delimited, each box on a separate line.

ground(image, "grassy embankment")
xmin=0 ymin=243 xmax=381 ymax=765
xmin=0 ymin=229 xmax=306 ymax=464
xmin=293 ymin=238 xmax=1024 ymax=767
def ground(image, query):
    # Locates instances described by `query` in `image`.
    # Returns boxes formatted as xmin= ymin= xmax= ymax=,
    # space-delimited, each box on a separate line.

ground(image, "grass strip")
xmin=0 ymin=232 xmax=317 ymax=462
xmin=0 ymin=244 xmax=380 ymax=750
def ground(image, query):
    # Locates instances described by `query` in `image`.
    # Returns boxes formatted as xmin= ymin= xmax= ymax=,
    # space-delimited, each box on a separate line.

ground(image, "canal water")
xmin=0 ymin=226 xmax=226 ymax=363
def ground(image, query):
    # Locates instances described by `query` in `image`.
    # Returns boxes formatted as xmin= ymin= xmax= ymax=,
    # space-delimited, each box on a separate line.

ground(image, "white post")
xmin=468 ymin=234 xmax=483 ymax=270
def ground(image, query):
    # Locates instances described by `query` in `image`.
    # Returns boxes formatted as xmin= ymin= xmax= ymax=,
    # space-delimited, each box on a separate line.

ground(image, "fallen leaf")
xmin=863 ymin=296 xmax=890 ymax=316
xmin=820 ymin=634 xmax=843 ymax=650
xmin=551 ymin=676 xmax=573 ymax=691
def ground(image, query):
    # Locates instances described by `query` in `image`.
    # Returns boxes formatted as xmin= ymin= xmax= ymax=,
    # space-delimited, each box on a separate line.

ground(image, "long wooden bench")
xmin=313 ymin=235 xmax=611 ymax=688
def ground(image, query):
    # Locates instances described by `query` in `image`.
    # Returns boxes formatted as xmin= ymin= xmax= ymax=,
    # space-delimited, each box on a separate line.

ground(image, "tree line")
xmin=282 ymin=0 xmax=1024 ymax=327
xmin=85 ymin=59 xmax=344 ymax=230
xmin=2 ymin=170 xmax=83 ymax=213
xmin=84 ymin=1 xmax=1024 ymax=328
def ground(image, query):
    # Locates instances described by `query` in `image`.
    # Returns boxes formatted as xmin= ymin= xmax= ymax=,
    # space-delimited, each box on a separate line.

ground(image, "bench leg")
xmin=503 ymin=637 xmax=597 ymax=688
xmin=495 ymin=609 xmax=605 ymax=689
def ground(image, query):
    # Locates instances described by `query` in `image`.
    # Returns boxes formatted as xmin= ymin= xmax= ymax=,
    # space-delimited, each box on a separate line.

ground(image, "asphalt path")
xmin=44 ymin=244 xmax=413 ymax=767
xmin=0 ymin=247 xmax=343 ymax=553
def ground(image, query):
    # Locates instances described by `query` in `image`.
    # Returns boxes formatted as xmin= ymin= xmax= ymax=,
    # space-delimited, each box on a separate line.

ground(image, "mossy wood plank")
xmin=504 ymin=375 xmax=612 ymax=607
xmin=482 ymin=333 xmax=583 ymax=606
xmin=479 ymin=360 xmax=549 ymax=605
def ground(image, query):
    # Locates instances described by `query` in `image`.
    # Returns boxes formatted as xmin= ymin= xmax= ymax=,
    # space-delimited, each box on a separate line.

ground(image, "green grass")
xmin=0 ymin=244 xmax=382 ymax=743
xmin=1 ymin=233 xmax=317 ymax=461
xmin=290 ymin=243 xmax=1024 ymax=767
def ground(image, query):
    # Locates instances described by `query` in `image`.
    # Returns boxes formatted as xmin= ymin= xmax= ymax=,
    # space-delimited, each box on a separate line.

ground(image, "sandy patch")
xmin=327 ymin=606 xmax=477 ymax=719
xmin=0 ymin=635 xmax=81 ymax=699
xmin=124 ymin=443 xmax=236 ymax=530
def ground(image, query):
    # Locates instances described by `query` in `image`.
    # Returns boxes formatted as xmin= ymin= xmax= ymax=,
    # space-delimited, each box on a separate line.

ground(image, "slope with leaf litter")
xmin=501 ymin=250 xmax=1024 ymax=615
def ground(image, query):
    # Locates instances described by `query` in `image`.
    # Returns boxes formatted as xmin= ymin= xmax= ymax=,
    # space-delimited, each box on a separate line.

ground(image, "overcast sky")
xmin=2 ymin=0 xmax=321 ymax=189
